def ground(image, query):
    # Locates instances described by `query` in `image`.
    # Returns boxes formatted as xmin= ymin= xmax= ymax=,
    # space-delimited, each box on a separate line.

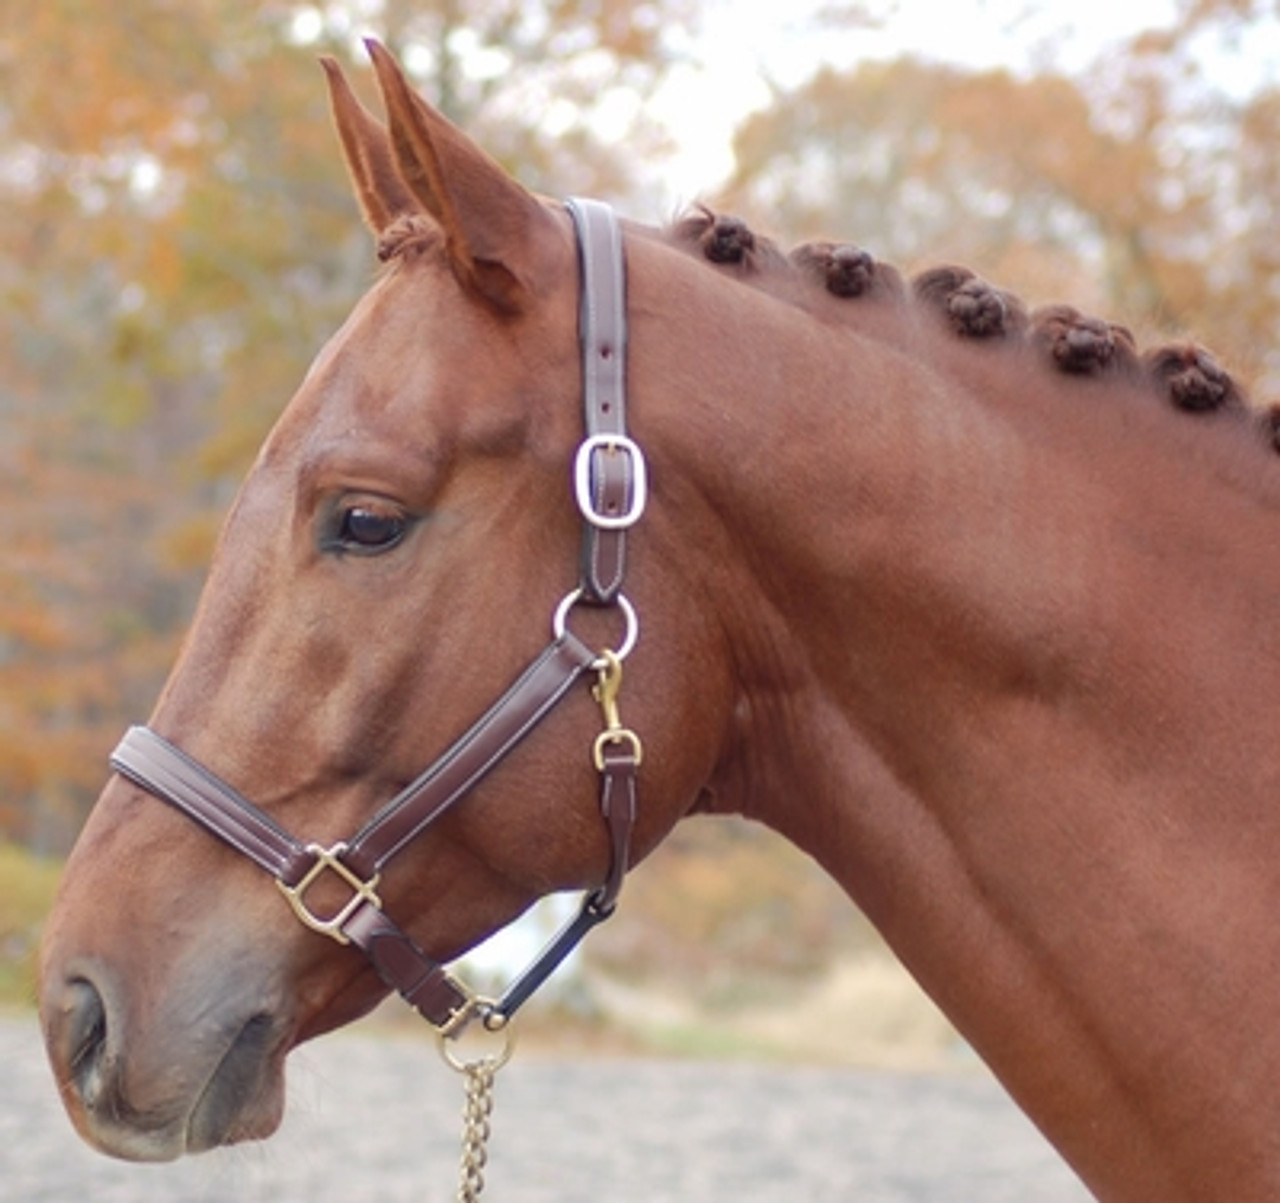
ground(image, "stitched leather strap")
xmin=111 ymin=726 xmax=313 ymax=887
xmin=344 ymin=632 xmax=597 ymax=878
xmin=594 ymin=740 xmax=637 ymax=914
xmin=566 ymin=198 xmax=641 ymax=604
xmin=341 ymin=901 xmax=473 ymax=1029
xmin=490 ymin=737 xmax=636 ymax=1022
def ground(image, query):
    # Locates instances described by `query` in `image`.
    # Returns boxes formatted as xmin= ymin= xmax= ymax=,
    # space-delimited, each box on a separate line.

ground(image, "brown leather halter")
xmin=109 ymin=198 xmax=645 ymax=1036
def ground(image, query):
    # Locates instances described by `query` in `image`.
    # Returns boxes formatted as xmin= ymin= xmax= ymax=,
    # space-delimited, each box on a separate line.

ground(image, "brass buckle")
xmin=436 ymin=990 xmax=504 ymax=1041
xmin=593 ymin=728 xmax=644 ymax=772
xmin=276 ymin=842 xmax=382 ymax=945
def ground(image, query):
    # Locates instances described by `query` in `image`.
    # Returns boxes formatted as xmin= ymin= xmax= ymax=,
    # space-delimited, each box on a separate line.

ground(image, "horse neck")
xmin=638 ymin=251 xmax=1280 ymax=1199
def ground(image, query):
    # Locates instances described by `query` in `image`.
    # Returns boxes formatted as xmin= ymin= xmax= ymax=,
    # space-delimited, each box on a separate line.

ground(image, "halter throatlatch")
xmin=109 ymin=198 xmax=646 ymax=1037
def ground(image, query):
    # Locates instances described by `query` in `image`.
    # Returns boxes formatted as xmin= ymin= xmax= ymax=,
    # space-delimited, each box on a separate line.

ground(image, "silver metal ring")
xmin=552 ymin=589 xmax=639 ymax=663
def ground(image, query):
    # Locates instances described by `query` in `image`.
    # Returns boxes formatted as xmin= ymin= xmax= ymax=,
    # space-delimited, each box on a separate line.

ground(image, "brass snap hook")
xmin=591 ymin=650 xmax=644 ymax=770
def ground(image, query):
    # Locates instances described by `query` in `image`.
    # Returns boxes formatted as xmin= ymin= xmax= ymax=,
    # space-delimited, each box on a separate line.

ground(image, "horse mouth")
xmin=186 ymin=1012 xmax=287 ymax=1153
xmin=50 ymin=977 xmax=289 ymax=1161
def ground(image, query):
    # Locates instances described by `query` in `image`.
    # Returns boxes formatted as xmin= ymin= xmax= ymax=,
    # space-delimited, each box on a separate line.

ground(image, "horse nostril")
xmin=63 ymin=978 xmax=109 ymax=1101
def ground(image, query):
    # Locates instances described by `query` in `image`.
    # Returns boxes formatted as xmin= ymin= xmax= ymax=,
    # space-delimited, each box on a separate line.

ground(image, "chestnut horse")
xmin=38 ymin=41 xmax=1280 ymax=1201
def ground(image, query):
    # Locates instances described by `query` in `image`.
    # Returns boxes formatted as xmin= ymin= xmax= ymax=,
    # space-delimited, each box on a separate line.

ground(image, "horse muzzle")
xmin=41 ymin=957 xmax=290 ymax=1161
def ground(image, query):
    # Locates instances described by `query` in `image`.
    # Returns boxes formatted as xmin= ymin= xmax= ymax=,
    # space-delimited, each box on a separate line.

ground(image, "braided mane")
xmin=669 ymin=207 xmax=1276 ymax=454
xmin=375 ymin=202 xmax=1272 ymax=451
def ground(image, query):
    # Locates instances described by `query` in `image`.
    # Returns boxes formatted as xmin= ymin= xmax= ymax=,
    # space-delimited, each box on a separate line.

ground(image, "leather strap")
xmin=111 ymin=726 xmax=313 ymax=887
xmin=341 ymin=901 xmax=473 ymax=1029
xmin=113 ymin=632 xmax=599 ymax=887
xmin=566 ymin=198 xmax=641 ymax=604
xmin=490 ymin=738 xmax=636 ymax=1022
xmin=594 ymin=740 xmax=637 ymax=914
xmin=344 ymin=632 xmax=597 ymax=878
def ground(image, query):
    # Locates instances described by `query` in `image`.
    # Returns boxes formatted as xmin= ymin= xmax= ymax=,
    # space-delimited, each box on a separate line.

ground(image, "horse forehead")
xmin=319 ymin=265 xmax=482 ymax=391
xmin=277 ymin=270 xmax=512 ymax=451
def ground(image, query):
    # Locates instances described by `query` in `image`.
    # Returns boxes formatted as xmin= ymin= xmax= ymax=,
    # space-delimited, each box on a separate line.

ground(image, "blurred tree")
xmin=0 ymin=0 xmax=358 ymax=848
xmin=366 ymin=0 xmax=695 ymax=198
xmin=724 ymin=2 xmax=1280 ymax=393
xmin=0 ymin=0 xmax=695 ymax=850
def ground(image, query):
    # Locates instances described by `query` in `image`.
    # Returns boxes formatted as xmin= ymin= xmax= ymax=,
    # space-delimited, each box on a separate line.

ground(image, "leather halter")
xmin=109 ymin=198 xmax=646 ymax=1035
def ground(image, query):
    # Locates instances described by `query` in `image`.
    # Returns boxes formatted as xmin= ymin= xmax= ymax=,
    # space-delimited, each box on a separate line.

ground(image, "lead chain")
xmin=439 ymin=1005 xmax=515 ymax=1201
xmin=455 ymin=1058 xmax=497 ymax=1202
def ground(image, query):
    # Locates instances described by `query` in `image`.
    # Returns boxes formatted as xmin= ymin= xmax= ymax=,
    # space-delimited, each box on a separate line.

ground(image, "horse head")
xmin=39 ymin=43 xmax=727 ymax=1160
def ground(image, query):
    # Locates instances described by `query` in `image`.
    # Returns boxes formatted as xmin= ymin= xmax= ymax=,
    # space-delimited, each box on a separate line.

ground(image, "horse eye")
xmin=335 ymin=505 xmax=408 ymax=552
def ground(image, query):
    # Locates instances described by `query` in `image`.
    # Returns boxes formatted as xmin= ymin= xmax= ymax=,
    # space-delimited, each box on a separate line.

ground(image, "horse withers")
xmin=39 ymin=41 xmax=1280 ymax=1201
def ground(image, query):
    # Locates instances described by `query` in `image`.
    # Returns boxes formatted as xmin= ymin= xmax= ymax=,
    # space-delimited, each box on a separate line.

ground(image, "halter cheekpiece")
xmin=109 ymin=198 xmax=646 ymax=1036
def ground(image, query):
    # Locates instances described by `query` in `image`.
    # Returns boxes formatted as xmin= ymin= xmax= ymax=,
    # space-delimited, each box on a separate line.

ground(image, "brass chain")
xmin=456 ymin=1059 xmax=497 ymax=1202
xmin=439 ymin=1015 xmax=515 ymax=1203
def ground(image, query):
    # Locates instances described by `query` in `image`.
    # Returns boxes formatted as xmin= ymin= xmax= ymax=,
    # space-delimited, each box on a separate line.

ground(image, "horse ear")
xmin=363 ymin=38 xmax=555 ymax=312
xmin=320 ymin=56 xmax=415 ymax=233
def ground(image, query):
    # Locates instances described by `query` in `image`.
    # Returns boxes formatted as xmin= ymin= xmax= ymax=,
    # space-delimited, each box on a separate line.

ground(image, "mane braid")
xmin=1143 ymin=344 xmax=1245 ymax=414
xmin=376 ymin=213 xmax=437 ymax=263
xmin=665 ymin=207 xmax=1268 ymax=453
xmin=791 ymin=242 xmax=905 ymax=300
xmin=1029 ymin=304 xmax=1139 ymax=377
xmin=672 ymin=206 xmax=784 ymax=273
xmin=913 ymin=266 xmax=1027 ymax=338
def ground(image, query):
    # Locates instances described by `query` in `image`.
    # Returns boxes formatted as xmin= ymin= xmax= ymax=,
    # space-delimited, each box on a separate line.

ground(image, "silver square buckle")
xmin=573 ymin=434 xmax=648 ymax=530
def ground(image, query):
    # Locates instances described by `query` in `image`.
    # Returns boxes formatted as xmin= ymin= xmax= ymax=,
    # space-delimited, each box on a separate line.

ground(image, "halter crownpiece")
xmin=109 ymin=197 xmax=646 ymax=1036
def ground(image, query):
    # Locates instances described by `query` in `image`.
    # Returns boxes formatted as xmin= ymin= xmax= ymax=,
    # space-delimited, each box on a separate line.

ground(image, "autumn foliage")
xmin=726 ymin=2 xmax=1280 ymax=393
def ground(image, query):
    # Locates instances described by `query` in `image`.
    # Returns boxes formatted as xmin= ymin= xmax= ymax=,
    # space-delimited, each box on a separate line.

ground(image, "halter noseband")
xmin=109 ymin=198 xmax=645 ymax=1036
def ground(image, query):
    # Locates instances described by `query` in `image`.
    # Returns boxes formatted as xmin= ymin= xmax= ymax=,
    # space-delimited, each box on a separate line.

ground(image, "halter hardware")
xmin=107 ymin=198 xmax=643 ymax=1040
xmin=592 ymin=650 xmax=643 ymax=771
xmin=574 ymin=433 xmax=648 ymax=530
xmin=553 ymin=587 xmax=639 ymax=665
xmin=276 ymin=842 xmax=383 ymax=944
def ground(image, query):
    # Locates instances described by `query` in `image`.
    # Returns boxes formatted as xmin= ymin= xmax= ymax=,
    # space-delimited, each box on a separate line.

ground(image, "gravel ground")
xmin=4 ymin=1013 xmax=1091 ymax=1202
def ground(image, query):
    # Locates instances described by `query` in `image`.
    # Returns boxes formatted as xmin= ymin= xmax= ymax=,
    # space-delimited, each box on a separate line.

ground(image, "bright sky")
xmin=648 ymin=0 xmax=1202 ymax=202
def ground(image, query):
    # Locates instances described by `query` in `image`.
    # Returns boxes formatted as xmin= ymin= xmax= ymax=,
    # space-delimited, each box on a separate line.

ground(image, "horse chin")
xmin=111 ymin=972 xmax=387 ymax=1158
xmin=184 ymin=1013 xmax=288 ymax=1154
xmin=74 ymin=1021 xmax=288 ymax=1162
xmin=61 ymin=1039 xmax=288 ymax=1162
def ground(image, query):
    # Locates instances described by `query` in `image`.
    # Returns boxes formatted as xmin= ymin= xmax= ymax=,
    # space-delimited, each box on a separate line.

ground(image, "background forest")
xmin=2 ymin=0 xmax=1278 ymax=864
